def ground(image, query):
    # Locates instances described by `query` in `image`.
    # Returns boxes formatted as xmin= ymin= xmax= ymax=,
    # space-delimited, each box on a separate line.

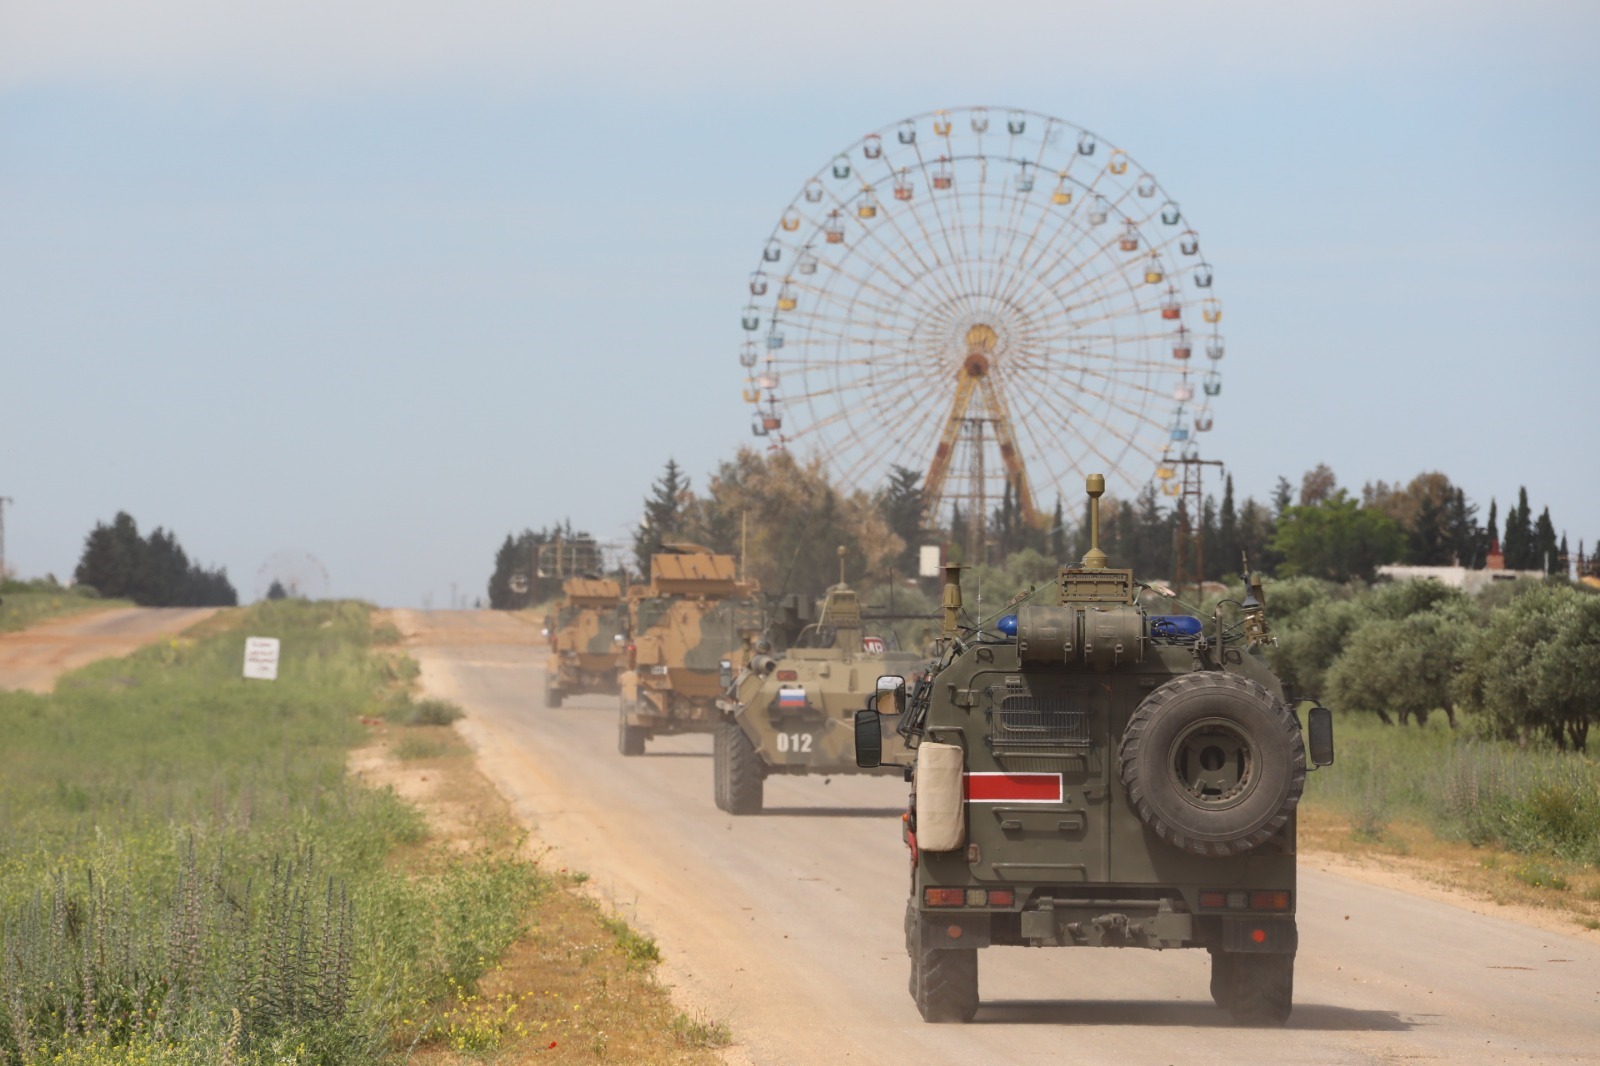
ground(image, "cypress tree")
xmin=1503 ymin=488 xmax=1533 ymax=569
xmin=1217 ymin=475 xmax=1239 ymax=579
xmin=1534 ymin=508 xmax=1559 ymax=575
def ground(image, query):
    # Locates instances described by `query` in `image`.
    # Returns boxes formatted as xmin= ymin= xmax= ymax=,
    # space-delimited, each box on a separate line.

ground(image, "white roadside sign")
xmin=243 ymin=637 xmax=281 ymax=681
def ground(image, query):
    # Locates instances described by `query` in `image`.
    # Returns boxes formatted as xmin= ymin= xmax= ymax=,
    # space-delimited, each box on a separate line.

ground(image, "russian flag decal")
xmin=964 ymin=772 xmax=1064 ymax=803
xmin=778 ymin=686 xmax=807 ymax=709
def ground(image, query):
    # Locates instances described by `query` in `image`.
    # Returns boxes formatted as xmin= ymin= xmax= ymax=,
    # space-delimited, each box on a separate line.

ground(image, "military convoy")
xmin=616 ymin=545 xmax=764 ymax=756
xmin=529 ymin=476 xmax=1335 ymax=1027
xmin=543 ymin=577 xmax=627 ymax=708
xmin=854 ymin=475 xmax=1335 ymax=1026
xmin=712 ymin=571 xmax=922 ymax=814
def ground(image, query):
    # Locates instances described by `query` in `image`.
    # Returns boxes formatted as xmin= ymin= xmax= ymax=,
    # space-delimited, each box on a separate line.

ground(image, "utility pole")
xmin=0 ymin=497 xmax=11 ymax=582
xmin=1169 ymin=456 xmax=1225 ymax=605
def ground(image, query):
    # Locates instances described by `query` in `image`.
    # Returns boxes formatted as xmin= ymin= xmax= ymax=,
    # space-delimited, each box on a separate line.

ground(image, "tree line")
xmin=625 ymin=453 xmax=1578 ymax=591
xmin=74 ymin=512 xmax=238 ymax=607
xmin=1269 ymin=577 xmax=1598 ymax=752
xmin=490 ymin=452 xmax=1584 ymax=607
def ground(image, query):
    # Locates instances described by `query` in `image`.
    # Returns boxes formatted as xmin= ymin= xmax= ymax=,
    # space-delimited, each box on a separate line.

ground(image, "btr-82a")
xmin=543 ymin=577 xmax=627 ymax=708
xmin=855 ymin=475 xmax=1334 ymax=1026
xmin=712 ymin=567 xmax=922 ymax=814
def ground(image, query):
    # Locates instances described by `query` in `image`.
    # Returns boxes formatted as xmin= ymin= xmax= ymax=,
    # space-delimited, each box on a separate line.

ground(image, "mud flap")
xmin=919 ymin=913 xmax=991 ymax=949
xmin=1221 ymin=916 xmax=1297 ymax=954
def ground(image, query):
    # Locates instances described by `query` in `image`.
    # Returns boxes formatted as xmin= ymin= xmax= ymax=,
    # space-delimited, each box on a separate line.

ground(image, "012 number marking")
xmin=776 ymin=732 xmax=814 ymax=754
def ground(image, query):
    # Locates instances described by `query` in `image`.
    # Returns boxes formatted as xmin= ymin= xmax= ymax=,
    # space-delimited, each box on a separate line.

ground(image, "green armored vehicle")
xmin=618 ymin=545 xmax=764 ymax=756
xmin=712 ymin=569 xmax=923 ymax=814
xmin=855 ymin=475 xmax=1334 ymax=1026
xmin=543 ymin=577 xmax=627 ymax=708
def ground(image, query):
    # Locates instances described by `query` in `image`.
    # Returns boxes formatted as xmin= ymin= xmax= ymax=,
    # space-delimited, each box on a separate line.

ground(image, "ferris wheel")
xmin=737 ymin=105 xmax=1224 ymax=539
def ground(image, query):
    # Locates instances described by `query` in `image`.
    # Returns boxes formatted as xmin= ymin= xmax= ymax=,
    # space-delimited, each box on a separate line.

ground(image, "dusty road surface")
xmin=0 ymin=607 xmax=219 ymax=692
xmin=395 ymin=610 xmax=1600 ymax=1066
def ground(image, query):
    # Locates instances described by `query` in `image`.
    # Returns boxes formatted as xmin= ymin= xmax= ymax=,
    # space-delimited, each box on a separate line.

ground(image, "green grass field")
xmin=1303 ymin=713 xmax=1600 ymax=866
xmin=0 ymin=600 xmax=543 ymax=1065
xmin=0 ymin=580 xmax=130 ymax=632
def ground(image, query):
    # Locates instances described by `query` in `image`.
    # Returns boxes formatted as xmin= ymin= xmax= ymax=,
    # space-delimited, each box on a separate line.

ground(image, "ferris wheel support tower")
xmin=924 ymin=324 xmax=1042 ymax=534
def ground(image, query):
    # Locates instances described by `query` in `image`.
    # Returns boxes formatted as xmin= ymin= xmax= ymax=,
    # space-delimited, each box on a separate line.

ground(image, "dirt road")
xmin=0 ymin=606 xmax=220 ymax=692
xmin=397 ymin=610 xmax=1600 ymax=1065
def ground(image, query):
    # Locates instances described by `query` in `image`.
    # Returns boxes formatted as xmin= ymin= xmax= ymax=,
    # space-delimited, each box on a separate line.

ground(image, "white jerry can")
xmin=915 ymin=742 xmax=966 ymax=852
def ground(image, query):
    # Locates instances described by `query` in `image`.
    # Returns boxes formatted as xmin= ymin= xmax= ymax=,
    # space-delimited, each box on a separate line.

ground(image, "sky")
xmin=2 ymin=1 xmax=1597 ymax=606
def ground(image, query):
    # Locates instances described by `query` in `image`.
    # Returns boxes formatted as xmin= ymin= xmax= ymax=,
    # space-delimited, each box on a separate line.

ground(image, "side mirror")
xmin=1307 ymin=705 xmax=1335 ymax=767
xmin=876 ymin=674 xmax=906 ymax=717
xmin=718 ymin=658 xmax=733 ymax=690
xmin=854 ymin=709 xmax=883 ymax=768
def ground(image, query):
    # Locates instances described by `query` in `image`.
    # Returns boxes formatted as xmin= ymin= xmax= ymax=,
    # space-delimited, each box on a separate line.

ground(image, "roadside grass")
xmin=394 ymin=731 xmax=471 ymax=761
xmin=363 ymin=687 xmax=730 ymax=1066
xmin=0 ymin=599 xmax=542 ymax=1064
xmin=0 ymin=579 xmax=130 ymax=632
xmin=1302 ymin=713 xmax=1600 ymax=927
xmin=406 ymin=873 xmax=731 ymax=1066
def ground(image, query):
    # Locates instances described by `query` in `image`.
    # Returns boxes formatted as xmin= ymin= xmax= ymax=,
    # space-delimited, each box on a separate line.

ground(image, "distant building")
xmin=1376 ymin=563 xmax=1545 ymax=594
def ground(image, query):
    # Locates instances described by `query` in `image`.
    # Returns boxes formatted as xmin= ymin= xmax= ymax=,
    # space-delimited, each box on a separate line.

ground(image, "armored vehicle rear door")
xmin=963 ymin=669 xmax=1112 ymax=884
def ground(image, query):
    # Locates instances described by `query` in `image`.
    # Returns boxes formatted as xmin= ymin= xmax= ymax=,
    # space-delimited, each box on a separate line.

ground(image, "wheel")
xmin=544 ymin=675 xmax=563 ymax=709
xmin=910 ymin=917 xmax=978 ymax=1023
xmin=717 ymin=721 xmax=763 ymax=814
xmin=1118 ymin=671 xmax=1305 ymax=856
xmin=1222 ymin=952 xmax=1293 ymax=1026
xmin=617 ymin=699 xmax=645 ymax=757
xmin=712 ymin=723 xmax=731 ymax=811
xmin=1208 ymin=948 xmax=1235 ymax=1009
xmin=905 ymin=899 xmax=920 ymax=1001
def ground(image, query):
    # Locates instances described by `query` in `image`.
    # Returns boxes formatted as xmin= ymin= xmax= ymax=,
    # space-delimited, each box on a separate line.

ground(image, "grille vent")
xmin=988 ymin=692 xmax=1091 ymax=747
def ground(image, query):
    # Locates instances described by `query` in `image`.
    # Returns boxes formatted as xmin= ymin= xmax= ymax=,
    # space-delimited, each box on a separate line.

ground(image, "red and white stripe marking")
xmin=964 ymin=772 xmax=1063 ymax=803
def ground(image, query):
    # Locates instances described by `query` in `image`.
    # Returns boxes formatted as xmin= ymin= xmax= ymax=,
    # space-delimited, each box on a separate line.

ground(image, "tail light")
xmin=1250 ymin=890 xmax=1291 ymax=911
xmin=1199 ymin=889 xmax=1291 ymax=911
xmin=924 ymin=887 xmax=1014 ymax=908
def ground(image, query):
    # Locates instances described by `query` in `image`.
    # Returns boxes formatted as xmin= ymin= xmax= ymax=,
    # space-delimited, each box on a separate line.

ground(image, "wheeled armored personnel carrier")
xmin=618 ymin=545 xmax=763 ymax=755
xmin=855 ymin=475 xmax=1334 ymax=1026
xmin=543 ymin=577 xmax=627 ymax=708
xmin=712 ymin=572 xmax=923 ymax=814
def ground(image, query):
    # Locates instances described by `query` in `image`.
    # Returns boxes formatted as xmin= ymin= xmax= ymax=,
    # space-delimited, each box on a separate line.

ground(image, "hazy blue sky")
xmin=3 ymin=2 xmax=1597 ymax=605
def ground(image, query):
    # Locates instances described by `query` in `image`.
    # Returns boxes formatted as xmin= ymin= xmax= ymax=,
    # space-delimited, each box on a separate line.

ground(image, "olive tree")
xmin=1325 ymin=604 xmax=1473 ymax=727
xmin=1454 ymin=585 xmax=1600 ymax=751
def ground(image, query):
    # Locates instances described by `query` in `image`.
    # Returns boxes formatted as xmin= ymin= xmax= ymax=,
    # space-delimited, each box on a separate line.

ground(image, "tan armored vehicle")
xmin=543 ymin=577 xmax=627 ymax=708
xmin=713 ymin=575 xmax=923 ymax=814
xmin=618 ymin=545 xmax=763 ymax=755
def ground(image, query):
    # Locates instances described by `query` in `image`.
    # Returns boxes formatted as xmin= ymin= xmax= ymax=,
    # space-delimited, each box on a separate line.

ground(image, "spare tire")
xmin=1118 ymin=671 xmax=1305 ymax=856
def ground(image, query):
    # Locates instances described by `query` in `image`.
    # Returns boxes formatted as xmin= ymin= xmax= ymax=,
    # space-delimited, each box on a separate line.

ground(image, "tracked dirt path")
xmin=395 ymin=609 xmax=1600 ymax=1066
xmin=0 ymin=606 xmax=220 ymax=692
